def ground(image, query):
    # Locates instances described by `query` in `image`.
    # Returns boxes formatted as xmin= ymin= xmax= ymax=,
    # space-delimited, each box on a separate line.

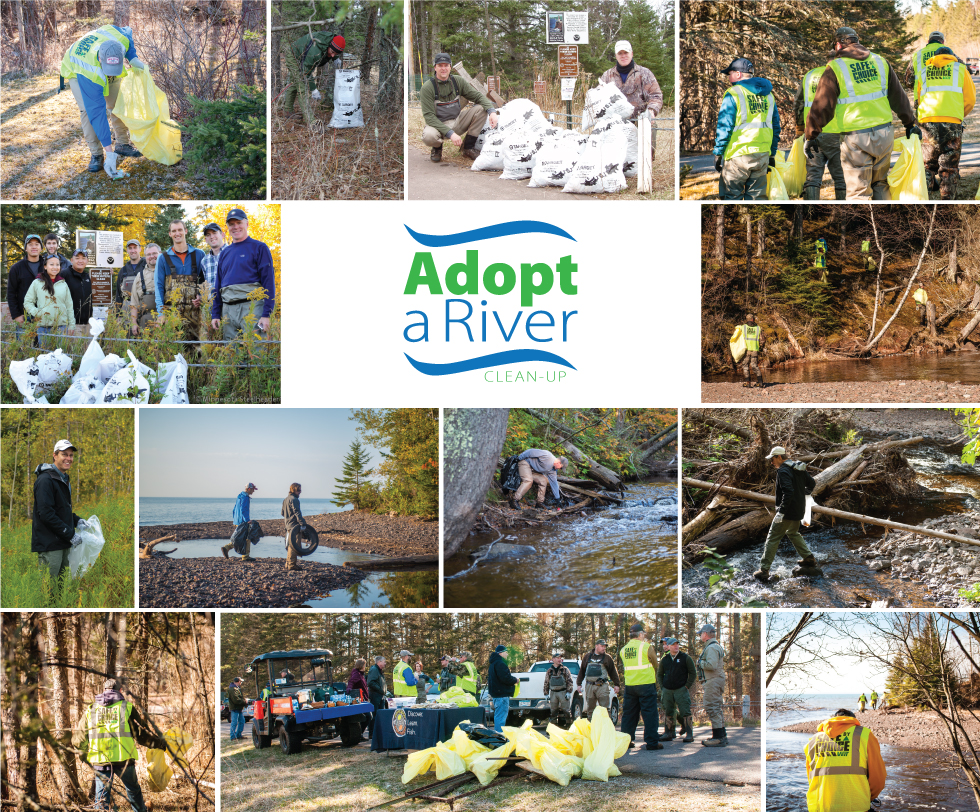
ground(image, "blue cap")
xmin=25 ymin=234 xmax=42 ymax=245
xmin=247 ymin=482 xmax=258 ymax=490
xmin=97 ymin=39 xmax=125 ymax=77
xmin=721 ymin=57 xmax=753 ymax=74
xmin=494 ymin=645 xmax=507 ymax=654
xmin=226 ymin=208 xmax=248 ymax=222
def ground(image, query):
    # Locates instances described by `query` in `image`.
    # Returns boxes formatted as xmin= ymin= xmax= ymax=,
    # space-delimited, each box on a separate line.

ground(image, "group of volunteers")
xmin=220 ymin=480 xmax=306 ymax=572
xmin=6 ymin=212 xmax=275 ymax=351
xmin=714 ymin=27 xmax=973 ymax=200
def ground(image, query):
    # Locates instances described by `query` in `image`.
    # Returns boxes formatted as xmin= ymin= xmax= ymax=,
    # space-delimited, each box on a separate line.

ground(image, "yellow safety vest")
xmin=858 ymin=694 xmax=867 ymax=703
xmin=803 ymin=66 xmax=841 ymax=134
xmin=830 ymin=54 xmax=892 ymax=132
xmin=393 ymin=661 xmax=415 ymax=696
xmin=722 ymin=84 xmax=776 ymax=160
xmin=60 ymin=26 xmax=131 ymax=93
xmin=742 ymin=325 xmax=761 ymax=352
xmin=84 ymin=700 xmax=138 ymax=765
xmin=914 ymin=42 xmax=945 ymax=81
xmin=870 ymin=693 xmax=878 ymax=701
xmin=805 ymin=725 xmax=871 ymax=812
xmin=455 ymin=661 xmax=478 ymax=694
xmin=916 ymin=60 xmax=965 ymax=120
xmin=619 ymin=639 xmax=656 ymax=686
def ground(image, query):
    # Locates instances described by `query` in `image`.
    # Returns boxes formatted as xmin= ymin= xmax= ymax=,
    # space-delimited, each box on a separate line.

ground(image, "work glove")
xmin=70 ymin=533 xmax=83 ymax=548
xmin=713 ymin=155 xmax=724 ymax=173
xmin=104 ymin=151 xmax=119 ymax=178
xmin=804 ymin=139 xmax=819 ymax=160
xmin=768 ymin=154 xmax=776 ymax=168
xmin=76 ymin=519 xmax=87 ymax=530
xmin=129 ymin=57 xmax=146 ymax=71
xmin=301 ymin=524 xmax=307 ymax=531
xmin=906 ymin=123 xmax=923 ymax=140
xmin=311 ymin=89 xmax=322 ymax=101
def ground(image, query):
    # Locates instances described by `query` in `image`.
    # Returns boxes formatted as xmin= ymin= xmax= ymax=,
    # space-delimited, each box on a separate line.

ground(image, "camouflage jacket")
xmin=545 ymin=665 xmax=574 ymax=693
xmin=446 ymin=659 xmax=481 ymax=689
xmin=599 ymin=63 xmax=663 ymax=119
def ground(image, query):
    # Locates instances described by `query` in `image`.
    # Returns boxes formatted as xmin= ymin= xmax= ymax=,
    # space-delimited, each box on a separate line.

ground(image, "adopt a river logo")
xmin=391 ymin=708 xmax=408 ymax=737
xmin=401 ymin=220 xmax=578 ymax=383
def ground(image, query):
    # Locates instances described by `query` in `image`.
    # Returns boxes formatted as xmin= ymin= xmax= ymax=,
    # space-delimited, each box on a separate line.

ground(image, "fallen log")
xmin=681 ymin=490 xmax=730 ymax=540
xmin=773 ymin=311 xmax=805 ymax=358
xmin=560 ymin=436 xmax=624 ymax=491
xmin=557 ymin=482 xmax=623 ymax=503
xmin=140 ymin=535 xmax=176 ymax=558
xmin=686 ymin=410 xmax=753 ymax=441
xmin=959 ymin=310 xmax=980 ymax=344
xmin=638 ymin=427 xmax=677 ymax=458
xmin=343 ymin=555 xmax=437 ymax=570
xmin=638 ymin=422 xmax=678 ymax=451
xmin=794 ymin=436 xmax=924 ymax=462
xmin=682 ymin=477 xmax=980 ymax=555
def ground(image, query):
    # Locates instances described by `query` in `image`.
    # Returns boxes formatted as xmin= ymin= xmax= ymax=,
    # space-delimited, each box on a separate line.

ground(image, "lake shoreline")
xmin=779 ymin=708 xmax=980 ymax=751
xmin=701 ymin=379 xmax=980 ymax=404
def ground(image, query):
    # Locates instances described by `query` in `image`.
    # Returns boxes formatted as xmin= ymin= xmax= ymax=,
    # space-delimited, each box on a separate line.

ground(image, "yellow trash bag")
xmin=730 ymin=325 xmax=747 ymax=363
xmin=887 ymin=136 xmax=929 ymax=201
xmin=438 ymin=686 xmax=478 ymax=708
xmin=112 ymin=68 xmax=183 ymax=165
xmin=766 ymin=166 xmax=789 ymax=201
xmin=526 ymin=735 xmax=583 ymax=787
xmin=777 ymin=137 xmax=807 ymax=198
xmin=144 ymin=748 xmax=173 ymax=793
xmin=470 ymin=740 xmax=516 ymax=786
xmin=449 ymin=728 xmax=491 ymax=767
xmin=582 ymin=707 xmax=631 ymax=782
xmin=545 ymin=722 xmax=585 ymax=757
xmin=164 ymin=728 xmax=192 ymax=770
xmin=401 ymin=741 xmax=466 ymax=784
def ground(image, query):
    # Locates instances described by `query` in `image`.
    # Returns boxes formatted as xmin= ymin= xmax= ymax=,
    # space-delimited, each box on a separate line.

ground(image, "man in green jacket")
xmin=283 ymin=32 xmax=345 ymax=119
xmin=421 ymin=53 xmax=497 ymax=163
xmin=657 ymin=637 xmax=697 ymax=743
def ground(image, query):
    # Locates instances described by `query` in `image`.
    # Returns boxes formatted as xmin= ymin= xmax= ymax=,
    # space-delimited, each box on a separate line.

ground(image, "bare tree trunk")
xmin=755 ymin=217 xmax=765 ymax=258
xmin=15 ymin=1 xmax=27 ymax=69
xmin=44 ymin=614 xmax=80 ymax=800
xmin=792 ymin=207 xmax=803 ymax=243
xmin=733 ymin=613 xmax=743 ymax=721
xmin=113 ymin=0 xmax=130 ymax=26
xmin=773 ymin=311 xmax=805 ymax=358
xmin=744 ymin=210 xmax=753 ymax=307
xmin=103 ymin=613 xmax=119 ymax=679
xmin=361 ymin=4 xmax=377 ymax=87
xmin=714 ymin=205 xmax=725 ymax=266
xmin=22 ymin=613 xmax=41 ymax=808
xmin=1 ymin=615 xmax=24 ymax=809
xmin=71 ymin=615 xmax=85 ymax=724
xmin=949 ymin=236 xmax=958 ymax=284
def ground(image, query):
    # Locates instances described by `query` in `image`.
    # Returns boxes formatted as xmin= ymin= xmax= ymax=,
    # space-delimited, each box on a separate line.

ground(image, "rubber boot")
xmin=683 ymin=716 xmax=695 ymax=742
xmin=803 ymin=185 xmax=820 ymax=201
xmin=753 ymin=568 xmax=770 ymax=583
xmin=534 ymin=501 xmax=547 ymax=510
xmin=221 ymin=547 xmax=229 ymax=558
xmin=659 ymin=725 xmax=676 ymax=741
xmin=742 ymin=378 xmax=752 ymax=388
xmin=756 ymin=372 xmax=764 ymax=389
xmin=509 ymin=498 xmax=521 ymax=511
xmin=701 ymin=727 xmax=718 ymax=743
xmin=703 ymin=727 xmax=727 ymax=747
xmin=241 ymin=556 xmax=255 ymax=563
xmin=461 ymin=134 xmax=481 ymax=160
xmin=798 ymin=556 xmax=817 ymax=567
xmin=834 ymin=186 xmax=846 ymax=200
xmin=430 ymin=145 xmax=443 ymax=163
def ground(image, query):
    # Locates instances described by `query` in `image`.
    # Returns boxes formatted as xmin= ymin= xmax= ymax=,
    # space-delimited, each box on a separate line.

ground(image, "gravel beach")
xmin=701 ymin=380 xmax=980 ymax=404
xmin=780 ymin=708 xmax=980 ymax=751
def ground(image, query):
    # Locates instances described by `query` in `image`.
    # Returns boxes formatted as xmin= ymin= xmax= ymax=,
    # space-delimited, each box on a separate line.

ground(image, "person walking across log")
xmin=754 ymin=446 xmax=818 ymax=583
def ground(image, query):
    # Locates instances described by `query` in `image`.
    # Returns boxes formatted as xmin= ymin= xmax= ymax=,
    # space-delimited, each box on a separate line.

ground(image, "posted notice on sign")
xmin=546 ymin=10 xmax=588 ymax=44
xmin=561 ymin=77 xmax=577 ymax=100
xmin=96 ymin=231 xmax=124 ymax=268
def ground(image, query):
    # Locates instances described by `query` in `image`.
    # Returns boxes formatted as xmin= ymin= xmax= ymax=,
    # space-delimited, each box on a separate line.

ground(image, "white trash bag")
xmin=500 ymin=129 xmax=556 ymax=180
xmin=75 ymin=332 xmax=106 ymax=382
xmin=62 ymin=375 xmax=105 ymax=405
xmin=802 ymin=495 xmax=817 ymax=527
xmin=88 ymin=317 xmax=105 ymax=339
xmin=472 ymin=129 xmax=509 ymax=171
xmin=498 ymin=99 xmax=549 ymax=134
xmin=99 ymin=351 xmax=150 ymax=404
xmin=35 ymin=348 xmax=72 ymax=387
xmin=329 ymin=69 xmax=364 ymax=128
xmin=528 ymin=137 xmax=580 ymax=187
xmin=474 ymin=119 xmax=495 ymax=152
xmin=563 ymin=124 xmax=628 ymax=194
xmin=582 ymin=82 xmax=634 ymax=130
xmin=157 ymin=353 xmax=189 ymax=404
xmin=68 ymin=516 xmax=105 ymax=578
xmin=10 ymin=357 xmax=42 ymax=401
xmin=98 ymin=354 xmax=127 ymax=383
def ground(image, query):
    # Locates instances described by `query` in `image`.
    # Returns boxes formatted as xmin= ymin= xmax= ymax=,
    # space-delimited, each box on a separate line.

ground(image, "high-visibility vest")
xmin=914 ymin=42 xmax=945 ymax=81
xmin=861 ymin=240 xmax=870 ymax=253
xmin=805 ymin=725 xmax=871 ymax=812
xmin=722 ymin=84 xmax=776 ymax=160
xmin=916 ymin=60 xmax=965 ymax=120
xmin=830 ymin=54 xmax=892 ymax=132
xmin=455 ymin=661 xmax=478 ymax=694
xmin=803 ymin=66 xmax=841 ymax=134
xmin=858 ymin=694 xmax=867 ymax=702
xmin=619 ymin=639 xmax=656 ymax=686
xmin=83 ymin=700 xmax=138 ymax=765
xmin=60 ymin=26 xmax=131 ymax=94
xmin=870 ymin=692 xmax=878 ymax=701
xmin=393 ymin=661 xmax=415 ymax=696
xmin=742 ymin=325 xmax=761 ymax=352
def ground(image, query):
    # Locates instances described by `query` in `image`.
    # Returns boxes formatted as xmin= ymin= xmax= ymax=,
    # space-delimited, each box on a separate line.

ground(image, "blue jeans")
xmin=36 ymin=325 xmax=65 ymax=350
xmin=230 ymin=710 xmax=245 ymax=739
xmin=93 ymin=760 xmax=146 ymax=812
xmin=492 ymin=697 xmax=510 ymax=733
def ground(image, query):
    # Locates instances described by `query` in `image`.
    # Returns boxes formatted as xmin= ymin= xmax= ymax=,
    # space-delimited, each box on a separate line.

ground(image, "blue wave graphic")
xmin=405 ymin=220 xmax=576 ymax=247
xmin=405 ymin=350 xmax=577 ymax=376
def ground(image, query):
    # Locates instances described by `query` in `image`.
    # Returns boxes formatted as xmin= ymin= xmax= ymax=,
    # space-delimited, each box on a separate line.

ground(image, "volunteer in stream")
xmin=619 ymin=623 xmax=662 ymax=750
xmin=7 ymin=234 xmax=44 ymax=336
xmin=210 ymin=209 xmax=276 ymax=341
xmin=221 ymin=483 xmax=257 ymax=562
xmin=75 ymin=679 xmax=163 ymax=812
xmin=545 ymin=652 xmax=574 ymax=727
xmin=754 ymin=446 xmax=818 ymax=584
xmin=60 ymin=24 xmax=145 ymax=173
xmin=421 ymin=53 xmax=498 ymax=163
xmin=282 ymin=31 xmax=345 ymax=113
xmin=507 ymin=448 xmax=567 ymax=511
xmin=697 ymin=624 xmax=728 ymax=747
xmin=116 ymin=239 xmax=144 ymax=313
xmin=65 ymin=248 xmax=93 ymax=330
xmin=155 ymin=219 xmax=208 ymax=348
xmin=282 ymin=482 xmax=307 ymax=572
xmin=714 ymin=57 xmax=781 ymax=201
xmin=599 ymin=40 xmax=664 ymax=122
xmin=31 ymin=440 xmax=83 ymax=585
xmin=805 ymin=708 xmax=886 ymax=812
xmin=657 ymin=637 xmax=697 ymax=744
xmin=128 ymin=243 xmax=160 ymax=335
xmin=731 ymin=313 xmax=766 ymax=388
xmin=805 ymin=27 xmax=918 ymax=200
xmin=576 ymin=639 xmax=621 ymax=722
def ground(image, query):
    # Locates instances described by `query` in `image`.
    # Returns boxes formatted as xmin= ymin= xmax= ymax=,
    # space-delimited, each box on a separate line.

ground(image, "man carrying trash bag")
xmin=283 ymin=31 xmax=345 ymax=115
xmin=222 ymin=483 xmax=257 ymax=561
xmin=32 ymin=439 xmax=84 ymax=583
xmin=60 ymin=24 xmax=146 ymax=174
xmin=75 ymin=679 xmax=163 ymax=812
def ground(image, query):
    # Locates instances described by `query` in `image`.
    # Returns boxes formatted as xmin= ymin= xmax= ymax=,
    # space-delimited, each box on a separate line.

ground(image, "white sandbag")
xmin=498 ymin=99 xmax=550 ymax=134
xmin=472 ymin=128 xmax=511 ymax=171
xmin=329 ymin=69 xmax=364 ymax=128
xmin=98 ymin=354 xmax=127 ymax=383
xmin=563 ymin=125 xmax=628 ymax=194
xmin=35 ymin=348 xmax=72 ymax=386
xmin=157 ymin=353 xmax=189 ymax=404
xmin=62 ymin=375 xmax=105 ymax=405
xmin=582 ymin=82 xmax=634 ymax=130
xmin=528 ymin=137 xmax=581 ymax=187
xmin=99 ymin=351 xmax=150 ymax=404
xmin=67 ymin=516 xmax=105 ymax=578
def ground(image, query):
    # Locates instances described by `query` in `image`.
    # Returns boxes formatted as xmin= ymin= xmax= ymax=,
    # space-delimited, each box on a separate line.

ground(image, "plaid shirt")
xmin=202 ymin=244 xmax=225 ymax=291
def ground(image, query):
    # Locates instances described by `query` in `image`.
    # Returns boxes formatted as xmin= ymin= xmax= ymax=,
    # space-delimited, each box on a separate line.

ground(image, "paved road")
xmin=616 ymin=726 xmax=761 ymax=785
xmin=681 ymin=147 xmax=903 ymax=176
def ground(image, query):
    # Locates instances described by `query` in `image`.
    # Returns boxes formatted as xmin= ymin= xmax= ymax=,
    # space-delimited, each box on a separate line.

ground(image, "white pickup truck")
xmin=480 ymin=661 xmax=620 ymax=727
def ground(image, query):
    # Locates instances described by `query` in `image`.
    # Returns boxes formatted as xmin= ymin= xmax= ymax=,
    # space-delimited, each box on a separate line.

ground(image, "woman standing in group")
xmin=23 ymin=254 xmax=75 ymax=347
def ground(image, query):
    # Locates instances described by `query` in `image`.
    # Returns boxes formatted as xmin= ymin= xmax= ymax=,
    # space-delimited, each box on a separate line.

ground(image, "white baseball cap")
xmin=765 ymin=446 xmax=788 ymax=459
xmin=54 ymin=439 xmax=78 ymax=453
xmin=615 ymin=40 xmax=632 ymax=54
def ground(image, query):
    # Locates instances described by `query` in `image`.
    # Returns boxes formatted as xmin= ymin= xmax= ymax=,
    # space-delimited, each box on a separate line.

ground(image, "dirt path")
xmin=780 ymin=708 xmax=980 ymax=751
xmin=2 ymin=72 xmax=206 ymax=200
xmin=701 ymin=380 xmax=980 ymax=403
xmin=139 ymin=511 xmax=439 ymax=557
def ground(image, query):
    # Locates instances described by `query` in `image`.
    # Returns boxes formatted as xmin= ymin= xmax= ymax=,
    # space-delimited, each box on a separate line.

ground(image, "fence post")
xmin=637 ymin=111 xmax=652 ymax=194
xmin=742 ymin=694 xmax=750 ymax=719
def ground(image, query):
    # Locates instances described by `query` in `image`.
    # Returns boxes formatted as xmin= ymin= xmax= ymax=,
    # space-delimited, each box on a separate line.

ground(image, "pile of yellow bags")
xmin=112 ymin=68 xmax=183 ymax=165
xmin=887 ymin=136 xmax=929 ymax=201
xmin=437 ymin=686 xmax=479 ymax=708
xmin=143 ymin=727 xmax=193 ymax=793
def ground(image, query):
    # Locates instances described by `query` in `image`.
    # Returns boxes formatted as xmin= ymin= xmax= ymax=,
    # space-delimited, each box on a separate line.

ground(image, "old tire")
xmin=252 ymin=726 xmax=271 ymax=750
xmin=279 ymin=726 xmax=303 ymax=755
xmin=290 ymin=526 xmax=319 ymax=556
xmin=340 ymin=716 xmax=363 ymax=748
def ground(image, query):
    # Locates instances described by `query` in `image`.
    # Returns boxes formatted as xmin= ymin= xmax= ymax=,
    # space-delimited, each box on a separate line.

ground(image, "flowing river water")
xmin=683 ymin=444 xmax=980 ymax=608
xmin=767 ymin=698 xmax=976 ymax=812
xmin=706 ymin=353 xmax=980 ymax=385
xmin=444 ymin=481 xmax=678 ymax=608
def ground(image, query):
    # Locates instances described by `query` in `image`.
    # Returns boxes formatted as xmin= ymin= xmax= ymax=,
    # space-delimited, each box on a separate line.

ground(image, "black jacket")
xmin=32 ymin=464 xmax=80 ymax=553
xmin=367 ymin=664 xmax=386 ymax=696
xmin=487 ymin=652 xmax=518 ymax=698
xmin=775 ymin=460 xmax=816 ymax=521
xmin=657 ymin=651 xmax=697 ymax=691
xmin=6 ymin=258 xmax=43 ymax=319
xmin=63 ymin=268 xmax=93 ymax=326
xmin=116 ymin=259 xmax=145 ymax=305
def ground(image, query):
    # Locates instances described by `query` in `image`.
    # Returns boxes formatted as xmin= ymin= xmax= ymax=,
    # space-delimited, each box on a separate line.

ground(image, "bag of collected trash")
xmin=527 ymin=735 xmax=583 ymax=786
xmin=329 ymin=69 xmax=364 ymax=128
xmin=766 ymin=167 xmax=789 ymax=200
xmin=582 ymin=706 xmax=628 ymax=782
xmin=802 ymin=495 xmax=817 ymax=527
xmin=99 ymin=351 xmax=150 ymax=404
xmin=155 ymin=353 xmax=189 ymax=404
xmin=98 ymin=354 xmax=127 ymax=384
xmin=778 ymin=136 xmax=807 ymax=198
xmin=438 ymin=686 xmax=479 ymax=708
xmin=499 ymin=455 xmax=523 ymax=491
xmin=593 ymin=118 xmax=636 ymax=176
xmin=498 ymin=99 xmax=550 ymax=134
xmin=582 ymin=82 xmax=634 ymax=130
xmin=67 ymin=516 xmax=105 ymax=578
xmin=144 ymin=748 xmax=173 ymax=793
xmin=62 ymin=375 xmax=105 ymax=405
xmin=231 ymin=520 xmax=262 ymax=555
xmin=469 ymin=740 xmax=516 ymax=785
xmin=164 ymin=728 xmax=193 ymax=769
xmin=474 ymin=118 xmax=494 ymax=151
xmin=75 ymin=334 xmax=105 ymax=382
xmin=450 ymin=728 xmax=491 ymax=767
xmin=528 ymin=136 xmax=580 ymax=187
xmin=471 ymin=128 xmax=509 ymax=171
xmin=35 ymin=348 xmax=72 ymax=388
xmin=887 ymin=136 xmax=929 ymax=201
xmin=112 ymin=68 xmax=183 ymax=165
xmin=730 ymin=326 xmax=747 ymax=363
xmin=500 ymin=130 xmax=541 ymax=180
xmin=401 ymin=741 xmax=466 ymax=784
xmin=563 ymin=125 xmax=628 ymax=194
xmin=10 ymin=357 xmax=42 ymax=402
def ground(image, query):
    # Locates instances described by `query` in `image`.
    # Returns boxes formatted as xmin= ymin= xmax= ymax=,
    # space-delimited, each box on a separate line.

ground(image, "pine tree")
xmin=331 ymin=440 xmax=374 ymax=510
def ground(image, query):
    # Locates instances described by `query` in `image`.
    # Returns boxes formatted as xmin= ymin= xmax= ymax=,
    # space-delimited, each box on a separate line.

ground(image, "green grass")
xmin=1 ymin=494 xmax=134 ymax=607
